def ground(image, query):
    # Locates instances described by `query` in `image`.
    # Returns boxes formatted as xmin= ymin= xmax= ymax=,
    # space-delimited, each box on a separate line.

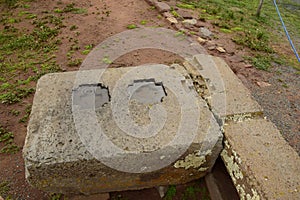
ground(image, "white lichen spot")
xmin=236 ymin=184 xmax=246 ymax=200
xmin=250 ymin=188 xmax=260 ymax=200
xmin=174 ymin=151 xmax=210 ymax=171
xmin=227 ymin=113 xmax=253 ymax=123
xmin=199 ymin=167 xmax=208 ymax=171
xmin=224 ymin=140 xmax=230 ymax=149
xmin=221 ymin=149 xmax=243 ymax=184
xmin=222 ymin=140 xmax=260 ymax=200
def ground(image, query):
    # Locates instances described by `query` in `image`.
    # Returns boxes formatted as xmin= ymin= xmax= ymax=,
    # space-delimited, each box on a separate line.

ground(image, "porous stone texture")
xmin=221 ymin=119 xmax=300 ymax=199
xmin=23 ymin=64 xmax=223 ymax=194
xmin=199 ymin=27 xmax=213 ymax=39
xmin=185 ymin=54 xmax=263 ymax=118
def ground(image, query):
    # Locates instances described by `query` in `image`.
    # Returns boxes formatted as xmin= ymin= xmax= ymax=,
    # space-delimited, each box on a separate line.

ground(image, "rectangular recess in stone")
xmin=72 ymin=83 xmax=110 ymax=110
xmin=127 ymin=79 xmax=167 ymax=104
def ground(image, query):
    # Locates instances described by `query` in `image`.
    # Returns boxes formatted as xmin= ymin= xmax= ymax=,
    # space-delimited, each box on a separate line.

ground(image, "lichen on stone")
xmin=173 ymin=150 xmax=211 ymax=171
xmin=222 ymin=140 xmax=260 ymax=200
xmin=221 ymin=146 xmax=243 ymax=183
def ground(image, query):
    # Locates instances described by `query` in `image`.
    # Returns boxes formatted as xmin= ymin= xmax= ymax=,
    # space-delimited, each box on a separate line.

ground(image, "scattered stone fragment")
xmin=216 ymin=47 xmax=226 ymax=53
xmin=176 ymin=9 xmax=193 ymax=19
xmin=163 ymin=12 xmax=173 ymax=18
xmin=0 ymin=196 xmax=3 ymax=200
xmin=154 ymin=1 xmax=171 ymax=13
xmin=197 ymin=37 xmax=206 ymax=44
xmin=256 ymin=81 xmax=271 ymax=87
xmin=174 ymin=23 xmax=183 ymax=30
xmin=206 ymin=41 xmax=215 ymax=46
xmin=229 ymin=55 xmax=244 ymax=63
xmin=156 ymin=186 xmax=168 ymax=198
xmin=182 ymin=18 xmax=197 ymax=25
xmin=199 ymin=27 xmax=213 ymax=39
xmin=208 ymin=46 xmax=216 ymax=50
xmin=245 ymin=64 xmax=253 ymax=68
xmin=167 ymin=16 xmax=178 ymax=24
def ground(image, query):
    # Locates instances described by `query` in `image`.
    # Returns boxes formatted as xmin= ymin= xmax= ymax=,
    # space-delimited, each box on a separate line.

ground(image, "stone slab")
xmin=23 ymin=64 xmax=223 ymax=194
xmin=221 ymin=119 xmax=300 ymax=199
xmin=185 ymin=54 xmax=263 ymax=118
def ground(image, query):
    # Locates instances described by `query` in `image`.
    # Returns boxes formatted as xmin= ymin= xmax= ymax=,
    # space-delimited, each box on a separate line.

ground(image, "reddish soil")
xmin=0 ymin=0 xmax=299 ymax=199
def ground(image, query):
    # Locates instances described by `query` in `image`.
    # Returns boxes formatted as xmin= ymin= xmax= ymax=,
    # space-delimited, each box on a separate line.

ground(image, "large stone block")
xmin=221 ymin=119 xmax=300 ymax=199
xmin=186 ymin=54 xmax=263 ymax=118
xmin=23 ymin=64 xmax=223 ymax=194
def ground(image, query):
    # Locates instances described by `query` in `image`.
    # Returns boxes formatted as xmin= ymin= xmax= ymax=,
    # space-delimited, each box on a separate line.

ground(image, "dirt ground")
xmin=0 ymin=0 xmax=299 ymax=199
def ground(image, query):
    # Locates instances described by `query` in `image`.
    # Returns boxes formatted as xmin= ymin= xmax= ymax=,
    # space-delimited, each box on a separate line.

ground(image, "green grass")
xmin=0 ymin=125 xmax=19 ymax=154
xmin=182 ymin=185 xmax=210 ymax=200
xmin=50 ymin=193 xmax=62 ymax=200
xmin=126 ymin=24 xmax=137 ymax=29
xmin=0 ymin=1 xmax=65 ymax=105
xmin=19 ymin=104 xmax=32 ymax=123
xmin=163 ymin=185 xmax=176 ymax=200
xmin=0 ymin=181 xmax=10 ymax=198
xmin=178 ymin=0 xmax=300 ymax=70
xmin=54 ymin=3 xmax=87 ymax=14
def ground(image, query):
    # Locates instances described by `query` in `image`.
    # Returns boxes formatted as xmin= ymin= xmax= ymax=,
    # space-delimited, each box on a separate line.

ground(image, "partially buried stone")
xmin=155 ymin=1 xmax=171 ymax=13
xmin=199 ymin=27 xmax=213 ymax=39
xmin=182 ymin=19 xmax=197 ymax=25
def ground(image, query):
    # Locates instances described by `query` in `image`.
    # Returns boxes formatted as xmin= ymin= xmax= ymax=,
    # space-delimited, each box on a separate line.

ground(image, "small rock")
xmin=245 ymin=64 xmax=253 ymax=68
xmin=256 ymin=81 xmax=271 ymax=87
xmin=206 ymin=41 xmax=216 ymax=46
xmin=199 ymin=27 xmax=213 ymax=39
xmin=163 ymin=12 xmax=173 ymax=18
xmin=155 ymin=2 xmax=171 ymax=13
xmin=229 ymin=55 xmax=244 ymax=63
xmin=0 ymin=196 xmax=4 ymax=200
xmin=156 ymin=186 xmax=168 ymax=198
xmin=167 ymin=16 xmax=178 ymax=24
xmin=197 ymin=37 xmax=206 ymax=44
xmin=216 ymin=47 xmax=226 ymax=53
xmin=176 ymin=9 xmax=193 ymax=19
xmin=182 ymin=18 xmax=197 ymax=25
xmin=174 ymin=23 xmax=183 ymax=30
xmin=208 ymin=46 xmax=216 ymax=50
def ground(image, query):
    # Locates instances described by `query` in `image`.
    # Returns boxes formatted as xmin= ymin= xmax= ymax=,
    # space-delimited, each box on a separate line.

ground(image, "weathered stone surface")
xmin=216 ymin=47 xmax=226 ymax=53
xmin=154 ymin=1 xmax=171 ymax=13
xmin=221 ymin=119 xmax=300 ymax=199
xmin=186 ymin=54 xmax=262 ymax=118
xmin=67 ymin=193 xmax=110 ymax=200
xmin=197 ymin=37 xmax=206 ymax=44
xmin=176 ymin=8 xmax=194 ymax=19
xmin=182 ymin=19 xmax=197 ymax=25
xmin=23 ymin=64 xmax=223 ymax=194
xmin=199 ymin=27 xmax=213 ymax=39
xmin=166 ymin=16 xmax=178 ymax=24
